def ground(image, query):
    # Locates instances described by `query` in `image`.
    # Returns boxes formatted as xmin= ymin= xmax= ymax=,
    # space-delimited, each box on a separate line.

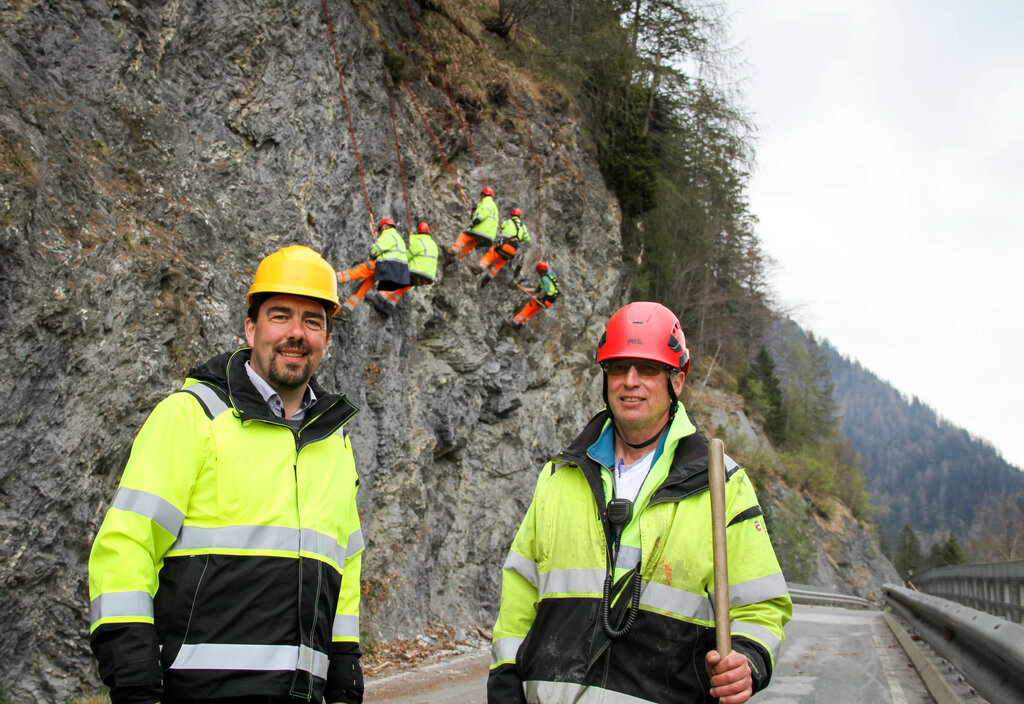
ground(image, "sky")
xmin=722 ymin=0 xmax=1024 ymax=469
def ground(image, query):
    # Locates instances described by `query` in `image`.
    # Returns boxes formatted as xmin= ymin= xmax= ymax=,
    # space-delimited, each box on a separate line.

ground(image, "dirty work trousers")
xmin=337 ymin=261 xmax=376 ymax=311
xmin=378 ymin=274 xmax=435 ymax=305
xmin=451 ymin=230 xmax=494 ymax=260
xmin=512 ymin=298 xmax=553 ymax=325
xmin=478 ymin=241 xmax=518 ymax=277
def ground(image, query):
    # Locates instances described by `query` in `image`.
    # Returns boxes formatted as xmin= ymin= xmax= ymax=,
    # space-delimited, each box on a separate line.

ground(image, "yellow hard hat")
xmin=246 ymin=245 xmax=340 ymax=316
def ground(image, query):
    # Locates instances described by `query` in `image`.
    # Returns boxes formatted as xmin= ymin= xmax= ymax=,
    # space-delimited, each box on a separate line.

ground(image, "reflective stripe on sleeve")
xmin=502 ymin=550 xmax=539 ymax=588
xmin=526 ymin=680 xmax=657 ymax=703
xmin=168 ymin=524 xmax=347 ymax=568
xmin=110 ymin=487 xmax=185 ymax=537
xmin=169 ymin=643 xmax=329 ymax=679
xmin=639 ymin=581 xmax=715 ymax=622
xmin=537 ymin=568 xmax=605 ymax=596
xmin=90 ymin=590 xmax=154 ymax=625
xmin=345 ymin=528 xmax=364 ymax=558
xmin=491 ymin=637 xmax=523 ymax=666
xmin=332 ymin=614 xmax=359 ymax=640
xmin=727 ymin=572 xmax=789 ymax=608
xmin=732 ymin=619 xmax=783 ymax=659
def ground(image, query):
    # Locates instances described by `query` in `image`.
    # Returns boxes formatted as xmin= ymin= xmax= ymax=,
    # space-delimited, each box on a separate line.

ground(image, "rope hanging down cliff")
xmin=322 ymin=0 xmax=377 ymax=241
xmin=401 ymin=0 xmax=487 ymax=194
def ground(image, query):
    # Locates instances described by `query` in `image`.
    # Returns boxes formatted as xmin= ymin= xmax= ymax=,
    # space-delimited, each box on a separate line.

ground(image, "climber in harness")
xmin=451 ymin=186 xmax=499 ymax=261
xmin=378 ymin=221 xmax=439 ymax=306
xmin=337 ymin=218 xmax=410 ymax=312
xmin=478 ymin=207 xmax=530 ymax=278
xmin=509 ymin=260 xmax=559 ymax=329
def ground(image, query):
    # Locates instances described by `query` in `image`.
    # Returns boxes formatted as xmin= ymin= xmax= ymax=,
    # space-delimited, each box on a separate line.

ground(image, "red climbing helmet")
xmin=481 ymin=186 xmax=494 ymax=197
xmin=511 ymin=208 xmax=522 ymax=217
xmin=378 ymin=218 xmax=395 ymax=231
xmin=416 ymin=222 xmax=430 ymax=234
xmin=596 ymin=302 xmax=689 ymax=374
xmin=536 ymin=260 xmax=549 ymax=272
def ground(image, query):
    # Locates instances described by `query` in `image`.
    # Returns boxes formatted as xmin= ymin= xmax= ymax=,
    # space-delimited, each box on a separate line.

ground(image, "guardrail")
xmin=787 ymin=585 xmax=870 ymax=609
xmin=915 ymin=559 xmax=1024 ymax=624
xmin=884 ymin=583 xmax=1024 ymax=704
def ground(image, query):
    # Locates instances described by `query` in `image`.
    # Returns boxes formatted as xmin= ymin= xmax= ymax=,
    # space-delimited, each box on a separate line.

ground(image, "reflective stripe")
xmin=538 ymin=568 xmax=604 ymax=596
xmin=616 ymin=545 xmax=641 ymax=571
xmin=640 ymin=581 xmax=715 ymax=622
xmin=169 ymin=643 xmax=329 ymax=678
xmin=491 ymin=637 xmax=522 ymax=665
xmin=169 ymin=524 xmax=347 ymax=568
xmin=332 ymin=613 xmax=359 ymax=639
xmin=90 ymin=590 xmax=154 ymax=624
xmin=526 ymin=680 xmax=657 ymax=703
xmin=733 ymin=619 xmax=783 ymax=658
xmin=345 ymin=528 xmax=364 ymax=557
xmin=503 ymin=550 xmax=539 ymax=588
xmin=110 ymin=487 xmax=185 ymax=537
xmin=728 ymin=572 xmax=789 ymax=607
xmin=184 ymin=382 xmax=230 ymax=419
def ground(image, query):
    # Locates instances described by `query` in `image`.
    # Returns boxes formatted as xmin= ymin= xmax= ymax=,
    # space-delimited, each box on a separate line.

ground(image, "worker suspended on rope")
xmin=478 ymin=207 xmax=530 ymax=278
xmin=451 ymin=186 xmax=499 ymax=261
xmin=378 ymin=221 xmax=439 ymax=306
xmin=337 ymin=218 xmax=410 ymax=312
xmin=509 ymin=260 xmax=559 ymax=329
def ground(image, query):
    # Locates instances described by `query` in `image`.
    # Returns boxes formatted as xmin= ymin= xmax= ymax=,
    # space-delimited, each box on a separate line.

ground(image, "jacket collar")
xmin=186 ymin=349 xmax=359 ymax=439
xmin=555 ymin=406 xmax=713 ymax=504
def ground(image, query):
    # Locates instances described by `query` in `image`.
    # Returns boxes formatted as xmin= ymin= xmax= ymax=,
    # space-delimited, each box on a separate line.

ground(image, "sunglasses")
xmin=601 ymin=359 xmax=672 ymax=378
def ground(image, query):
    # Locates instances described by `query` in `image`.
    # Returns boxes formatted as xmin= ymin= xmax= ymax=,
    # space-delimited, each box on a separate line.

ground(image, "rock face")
xmin=0 ymin=2 xmax=624 ymax=700
xmin=0 ymin=2 xmax=896 ymax=701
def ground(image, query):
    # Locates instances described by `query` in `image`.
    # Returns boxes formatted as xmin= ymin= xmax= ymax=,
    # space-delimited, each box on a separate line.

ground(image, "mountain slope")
xmin=825 ymin=341 xmax=1024 ymax=545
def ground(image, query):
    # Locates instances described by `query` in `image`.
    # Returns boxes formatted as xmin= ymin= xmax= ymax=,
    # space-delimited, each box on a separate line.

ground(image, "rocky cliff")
xmin=0 ymin=2 xmax=895 ymax=702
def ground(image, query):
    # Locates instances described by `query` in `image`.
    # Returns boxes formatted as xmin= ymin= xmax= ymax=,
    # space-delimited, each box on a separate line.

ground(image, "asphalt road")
xmin=364 ymin=605 xmax=935 ymax=703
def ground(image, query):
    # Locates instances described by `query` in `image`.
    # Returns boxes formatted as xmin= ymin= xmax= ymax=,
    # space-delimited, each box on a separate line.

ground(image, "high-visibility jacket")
xmin=372 ymin=225 xmax=410 ymax=290
xmin=466 ymin=195 xmax=500 ymax=243
xmin=408 ymin=231 xmax=439 ymax=283
xmin=496 ymin=216 xmax=530 ymax=260
xmin=88 ymin=349 xmax=363 ymax=704
xmin=488 ymin=408 xmax=791 ymax=704
xmin=501 ymin=216 xmax=530 ymax=244
xmin=538 ymin=270 xmax=559 ymax=302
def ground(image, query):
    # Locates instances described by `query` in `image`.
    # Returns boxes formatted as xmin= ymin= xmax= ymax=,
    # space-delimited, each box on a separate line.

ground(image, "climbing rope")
xmin=387 ymin=78 xmax=413 ymax=234
xmin=509 ymin=92 xmax=544 ymax=256
xmin=404 ymin=79 xmax=471 ymax=208
xmin=401 ymin=0 xmax=486 ymax=194
xmin=322 ymin=0 xmax=376 ymax=240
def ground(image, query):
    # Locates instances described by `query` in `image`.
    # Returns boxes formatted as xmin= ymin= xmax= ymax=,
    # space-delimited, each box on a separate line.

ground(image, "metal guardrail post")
xmin=885 ymin=584 xmax=1024 ymax=704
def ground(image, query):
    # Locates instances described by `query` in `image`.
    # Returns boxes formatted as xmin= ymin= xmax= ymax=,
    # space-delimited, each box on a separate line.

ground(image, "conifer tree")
xmin=894 ymin=524 xmax=924 ymax=582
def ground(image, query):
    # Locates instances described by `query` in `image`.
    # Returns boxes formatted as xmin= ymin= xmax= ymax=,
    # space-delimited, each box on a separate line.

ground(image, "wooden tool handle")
xmin=709 ymin=437 xmax=731 ymax=656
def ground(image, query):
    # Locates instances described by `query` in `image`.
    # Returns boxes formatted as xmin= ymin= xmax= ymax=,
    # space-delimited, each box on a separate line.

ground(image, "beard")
xmin=267 ymin=345 xmax=316 ymax=392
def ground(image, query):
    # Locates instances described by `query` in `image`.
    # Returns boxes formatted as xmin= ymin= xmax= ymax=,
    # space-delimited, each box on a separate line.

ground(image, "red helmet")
xmin=378 ymin=218 xmax=395 ymax=231
xmin=511 ymin=207 xmax=522 ymax=217
xmin=596 ymin=302 xmax=689 ymax=373
xmin=536 ymin=260 xmax=549 ymax=272
xmin=416 ymin=222 xmax=430 ymax=234
xmin=481 ymin=186 xmax=494 ymax=197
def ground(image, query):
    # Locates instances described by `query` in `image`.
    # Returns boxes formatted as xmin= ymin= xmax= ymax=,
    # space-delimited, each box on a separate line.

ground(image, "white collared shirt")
xmin=245 ymin=361 xmax=316 ymax=421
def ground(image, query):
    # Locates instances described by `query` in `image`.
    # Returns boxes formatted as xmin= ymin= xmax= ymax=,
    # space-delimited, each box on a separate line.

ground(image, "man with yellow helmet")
xmin=88 ymin=245 xmax=365 ymax=704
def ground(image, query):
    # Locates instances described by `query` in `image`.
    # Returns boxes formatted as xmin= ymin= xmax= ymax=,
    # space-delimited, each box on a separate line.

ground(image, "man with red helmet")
xmin=451 ymin=185 xmax=500 ymax=261
xmin=509 ymin=260 xmax=559 ymax=328
xmin=336 ymin=217 xmax=409 ymax=312
xmin=478 ymin=206 xmax=531 ymax=278
xmin=489 ymin=302 xmax=791 ymax=703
